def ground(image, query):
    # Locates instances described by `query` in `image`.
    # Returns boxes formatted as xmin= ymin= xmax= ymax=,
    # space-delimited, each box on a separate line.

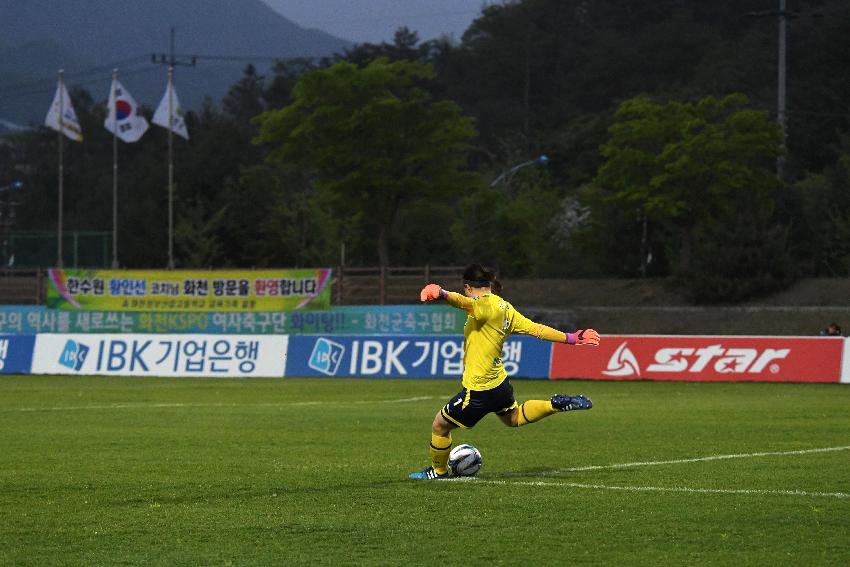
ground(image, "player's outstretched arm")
xmin=512 ymin=309 xmax=600 ymax=346
xmin=526 ymin=324 xmax=600 ymax=345
xmin=566 ymin=328 xmax=600 ymax=346
xmin=419 ymin=284 xmax=474 ymax=311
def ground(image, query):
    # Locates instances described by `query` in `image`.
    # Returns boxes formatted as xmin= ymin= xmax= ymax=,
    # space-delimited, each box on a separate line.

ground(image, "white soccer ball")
xmin=448 ymin=444 xmax=482 ymax=477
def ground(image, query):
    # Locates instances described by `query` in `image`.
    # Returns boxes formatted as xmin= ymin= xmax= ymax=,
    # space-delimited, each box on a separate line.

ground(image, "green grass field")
xmin=1 ymin=376 xmax=848 ymax=566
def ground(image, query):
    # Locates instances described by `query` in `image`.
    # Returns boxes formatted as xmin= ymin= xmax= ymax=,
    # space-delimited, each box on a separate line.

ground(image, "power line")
xmin=0 ymin=63 xmax=160 ymax=104
xmin=292 ymin=8 xmax=483 ymax=28
xmin=0 ymin=51 xmax=329 ymax=104
xmin=174 ymin=53 xmax=322 ymax=63
xmin=0 ymin=56 xmax=151 ymax=95
xmin=787 ymin=108 xmax=850 ymax=120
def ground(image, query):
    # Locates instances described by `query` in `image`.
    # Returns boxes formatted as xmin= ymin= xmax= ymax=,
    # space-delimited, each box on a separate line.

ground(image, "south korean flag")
xmin=104 ymin=77 xmax=149 ymax=143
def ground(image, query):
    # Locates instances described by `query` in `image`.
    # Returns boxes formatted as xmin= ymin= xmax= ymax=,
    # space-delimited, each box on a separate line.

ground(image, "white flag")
xmin=44 ymin=79 xmax=83 ymax=142
xmin=104 ymin=77 xmax=149 ymax=143
xmin=152 ymin=79 xmax=189 ymax=140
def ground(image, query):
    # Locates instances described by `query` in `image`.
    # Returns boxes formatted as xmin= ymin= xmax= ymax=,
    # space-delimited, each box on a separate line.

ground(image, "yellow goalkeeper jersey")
xmin=444 ymin=291 xmax=566 ymax=391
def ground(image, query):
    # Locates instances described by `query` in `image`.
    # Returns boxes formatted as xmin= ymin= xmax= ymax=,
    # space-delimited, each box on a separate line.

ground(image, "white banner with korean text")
xmin=32 ymin=334 xmax=288 ymax=377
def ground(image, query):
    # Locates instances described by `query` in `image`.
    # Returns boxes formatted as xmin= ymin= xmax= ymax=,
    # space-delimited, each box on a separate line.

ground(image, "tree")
xmin=795 ymin=151 xmax=850 ymax=276
xmin=342 ymin=27 xmax=427 ymax=66
xmin=263 ymin=58 xmax=319 ymax=110
xmin=685 ymin=197 xmax=794 ymax=303
xmin=588 ymin=93 xmax=791 ymax=299
xmin=218 ymin=163 xmax=332 ymax=267
xmin=222 ymin=64 xmax=266 ymax=124
xmin=254 ymin=58 xmax=481 ymax=266
xmin=451 ymin=165 xmax=561 ymax=276
xmin=174 ymin=197 xmax=225 ymax=268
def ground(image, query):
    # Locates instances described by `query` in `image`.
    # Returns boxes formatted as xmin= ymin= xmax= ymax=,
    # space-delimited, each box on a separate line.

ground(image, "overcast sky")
xmin=261 ymin=0 xmax=493 ymax=44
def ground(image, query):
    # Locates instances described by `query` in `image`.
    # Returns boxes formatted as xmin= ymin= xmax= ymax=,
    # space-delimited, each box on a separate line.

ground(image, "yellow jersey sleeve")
xmin=444 ymin=290 xmax=497 ymax=322
xmin=509 ymin=307 xmax=567 ymax=343
xmin=444 ymin=291 xmax=474 ymax=314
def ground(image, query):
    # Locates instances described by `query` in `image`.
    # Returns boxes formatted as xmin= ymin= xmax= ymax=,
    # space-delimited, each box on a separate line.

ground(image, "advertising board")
xmin=0 ymin=335 xmax=35 ymax=374
xmin=31 ymin=334 xmax=288 ymax=377
xmin=551 ymin=335 xmax=842 ymax=383
xmin=285 ymin=335 xmax=551 ymax=379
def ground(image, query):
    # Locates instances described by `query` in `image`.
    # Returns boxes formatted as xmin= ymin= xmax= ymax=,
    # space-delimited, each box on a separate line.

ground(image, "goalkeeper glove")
xmin=420 ymin=283 xmax=447 ymax=302
xmin=566 ymin=329 xmax=600 ymax=346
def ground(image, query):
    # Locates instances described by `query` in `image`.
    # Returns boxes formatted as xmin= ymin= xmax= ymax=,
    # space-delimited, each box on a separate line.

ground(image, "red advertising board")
xmin=551 ymin=335 xmax=843 ymax=383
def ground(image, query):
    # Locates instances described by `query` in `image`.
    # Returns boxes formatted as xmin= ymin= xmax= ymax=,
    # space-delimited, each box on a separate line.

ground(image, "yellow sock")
xmin=516 ymin=400 xmax=557 ymax=426
xmin=429 ymin=433 xmax=452 ymax=474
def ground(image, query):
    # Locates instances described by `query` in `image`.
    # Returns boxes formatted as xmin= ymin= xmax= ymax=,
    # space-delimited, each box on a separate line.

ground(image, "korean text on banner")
xmin=0 ymin=305 xmax=463 ymax=335
xmin=46 ymin=269 xmax=333 ymax=312
xmin=551 ymin=335 xmax=843 ymax=383
xmin=32 ymin=334 xmax=288 ymax=377
xmin=285 ymin=335 xmax=551 ymax=379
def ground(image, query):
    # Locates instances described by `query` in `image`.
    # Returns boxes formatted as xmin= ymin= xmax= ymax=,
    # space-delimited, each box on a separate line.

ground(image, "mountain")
xmin=0 ymin=0 xmax=351 ymax=127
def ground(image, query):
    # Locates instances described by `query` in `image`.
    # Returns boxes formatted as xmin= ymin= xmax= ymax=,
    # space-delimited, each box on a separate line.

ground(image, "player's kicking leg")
xmin=497 ymin=394 xmax=592 ymax=427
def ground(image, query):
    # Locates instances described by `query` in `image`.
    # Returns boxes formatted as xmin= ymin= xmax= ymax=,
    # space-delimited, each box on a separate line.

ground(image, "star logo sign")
xmin=603 ymin=342 xmax=640 ymax=377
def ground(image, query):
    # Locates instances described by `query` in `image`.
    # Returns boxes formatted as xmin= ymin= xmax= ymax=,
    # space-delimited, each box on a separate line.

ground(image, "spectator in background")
xmin=820 ymin=322 xmax=842 ymax=336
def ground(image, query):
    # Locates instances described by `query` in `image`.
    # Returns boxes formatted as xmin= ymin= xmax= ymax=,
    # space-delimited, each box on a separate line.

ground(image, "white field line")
xmin=0 ymin=395 xmax=438 ymax=413
xmin=455 ymin=478 xmax=850 ymax=499
xmin=463 ymin=445 xmax=850 ymax=500
xmin=529 ymin=445 xmax=850 ymax=476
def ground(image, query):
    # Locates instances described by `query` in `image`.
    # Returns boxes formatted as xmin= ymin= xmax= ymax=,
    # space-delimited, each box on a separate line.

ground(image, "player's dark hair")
xmin=463 ymin=263 xmax=502 ymax=295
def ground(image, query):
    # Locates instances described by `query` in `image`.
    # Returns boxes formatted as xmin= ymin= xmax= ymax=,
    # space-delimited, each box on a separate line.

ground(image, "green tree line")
xmin=2 ymin=0 xmax=850 ymax=303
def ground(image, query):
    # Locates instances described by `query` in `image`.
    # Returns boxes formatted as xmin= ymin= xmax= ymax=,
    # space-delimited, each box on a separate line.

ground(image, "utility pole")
xmin=748 ymin=0 xmax=816 ymax=181
xmin=151 ymin=27 xmax=197 ymax=69
xmin=777 ymin=0 xmax=788 ymax=180
xmin=151 ymin=28 xmax=195 ymax=269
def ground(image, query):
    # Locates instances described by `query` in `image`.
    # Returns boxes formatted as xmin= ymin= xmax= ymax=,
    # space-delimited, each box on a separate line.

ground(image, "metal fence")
xmin=3 ymin=230 xmax=111 ymax=268
xmin=332 ymin=265 xmax=465 ymax=305
xmin=0 ymin=268 xmax=45 ymax=304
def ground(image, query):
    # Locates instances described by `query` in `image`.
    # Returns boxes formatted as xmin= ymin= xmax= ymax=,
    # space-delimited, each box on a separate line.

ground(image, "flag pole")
xmin=57 ymin=70 xmax=64 ymax=268
xmin=167 ymin=65 xmax=175 ymax=269
xmin=111 ymin=69 xmax=119 ymax=269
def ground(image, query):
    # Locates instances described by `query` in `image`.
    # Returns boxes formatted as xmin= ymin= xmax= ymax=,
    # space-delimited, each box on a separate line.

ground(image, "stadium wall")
xmin=2 ymin=332 xmax=847 ymax=383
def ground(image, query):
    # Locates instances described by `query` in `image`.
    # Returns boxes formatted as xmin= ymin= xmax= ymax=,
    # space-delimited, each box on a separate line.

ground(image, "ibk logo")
xmin=308 ymin=338 xmax=345 ymax=376
xmin=604 ymin=341 xmax=791 ymax=377
xmin=59 ymin=339 xmax=89 ymax=371
xmin=604 ymin=342 xmax=640 ymax=376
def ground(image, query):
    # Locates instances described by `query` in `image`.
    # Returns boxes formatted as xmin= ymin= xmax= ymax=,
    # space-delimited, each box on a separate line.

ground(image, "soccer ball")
xmin=448 ymin=444 xmax=482 ymax=477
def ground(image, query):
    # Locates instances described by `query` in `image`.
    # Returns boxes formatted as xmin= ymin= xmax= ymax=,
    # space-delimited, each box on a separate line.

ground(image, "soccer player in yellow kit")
xmin=409 ymin=264 xmax=600 ymax=480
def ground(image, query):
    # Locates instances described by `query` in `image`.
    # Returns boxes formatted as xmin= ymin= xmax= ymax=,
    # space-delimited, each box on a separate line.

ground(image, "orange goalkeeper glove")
xmin=566 ymin=329 xmax=600 ymax=346
xmin=420 ymin=283 xmax=446 ymax=302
